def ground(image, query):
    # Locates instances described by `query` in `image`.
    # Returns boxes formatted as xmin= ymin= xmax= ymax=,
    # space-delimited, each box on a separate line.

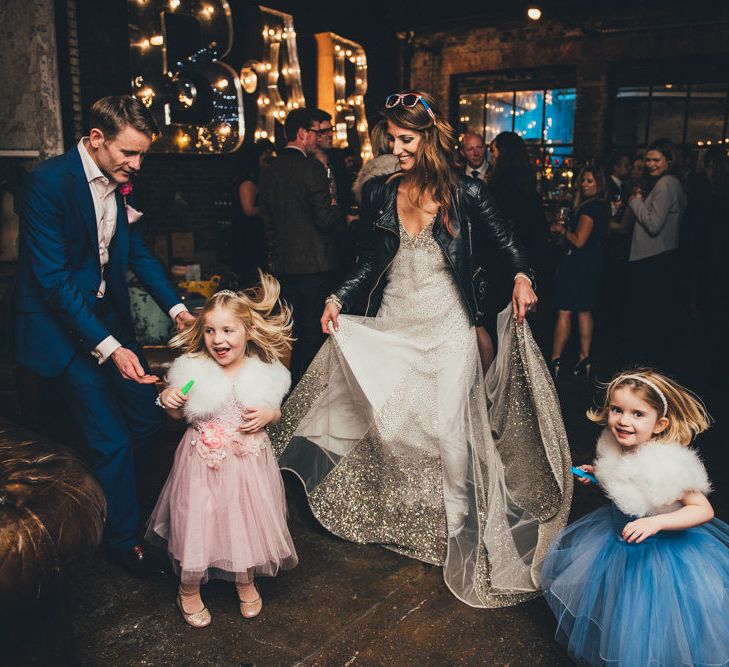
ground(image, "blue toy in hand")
xmin=571 ymin=465 xmax=598 ymax=484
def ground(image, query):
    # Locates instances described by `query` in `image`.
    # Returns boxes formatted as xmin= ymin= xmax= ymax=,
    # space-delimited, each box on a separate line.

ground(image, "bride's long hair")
xmin=383 ymin=91 xmax=464 ymax=236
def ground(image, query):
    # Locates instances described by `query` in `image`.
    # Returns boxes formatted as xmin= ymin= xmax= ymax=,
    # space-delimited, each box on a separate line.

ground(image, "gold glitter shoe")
xmin=177 ymin=593 xmax=212 ymax=628
xmin=237 ymin=584 xmax=263 ymax=619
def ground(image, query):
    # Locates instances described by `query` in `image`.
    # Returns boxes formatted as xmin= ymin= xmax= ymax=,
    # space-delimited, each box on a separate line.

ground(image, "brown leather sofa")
xmin=0 ymin=417 xmax=105 ymax=661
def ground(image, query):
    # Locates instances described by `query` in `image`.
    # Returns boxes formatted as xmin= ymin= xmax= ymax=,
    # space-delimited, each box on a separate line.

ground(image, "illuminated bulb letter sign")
xmin=315 ymin=32 xmax=372 ymax=160
xmin=128 ymin=3 xmax=369 ymax=155
xmin=247 ymin=6 xmax=306 ymax=142
xmin=128 ymin=0 xmax=243 ymax=153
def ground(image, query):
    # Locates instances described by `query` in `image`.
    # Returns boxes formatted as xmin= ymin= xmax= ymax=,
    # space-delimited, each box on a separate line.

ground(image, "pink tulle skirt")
xmin=146 ymin=426 xmax=298 ymax=583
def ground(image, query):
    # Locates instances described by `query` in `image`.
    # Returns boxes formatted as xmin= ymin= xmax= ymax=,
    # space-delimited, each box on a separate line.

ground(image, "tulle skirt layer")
xmin=271 ymin=306 xmax=573 ymax=608
xmin=146 ymin=427 xmax=298 ymax=583
xmin=542 ymin=503 xmax=729 ymax=666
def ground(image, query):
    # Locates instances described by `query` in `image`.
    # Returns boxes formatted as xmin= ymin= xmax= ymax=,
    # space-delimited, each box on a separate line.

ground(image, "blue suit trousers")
xmin=61 ymin=301 xmax=164 ymax=552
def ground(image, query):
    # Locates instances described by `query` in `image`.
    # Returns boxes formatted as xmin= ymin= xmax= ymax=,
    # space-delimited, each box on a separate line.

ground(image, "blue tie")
xmin=471 ymin=170 xmax=480 ymax=180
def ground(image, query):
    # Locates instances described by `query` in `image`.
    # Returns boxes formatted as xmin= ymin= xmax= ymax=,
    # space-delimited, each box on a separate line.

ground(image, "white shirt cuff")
xmin=92 ymin=336 xmax=122 ymax=364
xmin=169 ymin=303 xmax=188 ymax=321
xmin=514 ymin=272 xmax=532 ymax=286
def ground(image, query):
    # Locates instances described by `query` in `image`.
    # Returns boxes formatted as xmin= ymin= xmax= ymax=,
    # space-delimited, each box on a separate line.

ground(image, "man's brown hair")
xmin=89 ymin=95 xmax=159 ymax=140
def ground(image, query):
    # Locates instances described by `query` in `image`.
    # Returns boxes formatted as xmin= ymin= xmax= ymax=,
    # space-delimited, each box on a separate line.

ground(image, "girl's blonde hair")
xmin=169 ymin=271 xmax=293 ymax=363
xmin=382 ymin=91 xmax=464 ymax=236
xmin=587 ymin=368 xmax=711 ymax=445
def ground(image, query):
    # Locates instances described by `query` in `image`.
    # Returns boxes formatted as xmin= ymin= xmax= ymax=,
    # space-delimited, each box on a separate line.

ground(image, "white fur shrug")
xmin=166 ymin=353 xmax=291 ymax=421
xmin=593 ymin=429 xmax=711 ymax=518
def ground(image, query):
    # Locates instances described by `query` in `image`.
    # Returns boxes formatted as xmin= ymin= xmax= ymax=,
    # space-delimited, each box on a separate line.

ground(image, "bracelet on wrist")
xmin=325 ymin=294 xmax=343 ymax=310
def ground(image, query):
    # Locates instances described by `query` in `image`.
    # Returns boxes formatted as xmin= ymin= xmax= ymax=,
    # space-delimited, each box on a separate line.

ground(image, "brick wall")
xmin=406 ymin=5 xmax=729 ymax=158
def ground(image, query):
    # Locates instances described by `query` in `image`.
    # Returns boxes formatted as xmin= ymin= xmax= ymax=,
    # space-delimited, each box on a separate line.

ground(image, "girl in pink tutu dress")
xmin=147 ymin=273 xmax=297 ymax=628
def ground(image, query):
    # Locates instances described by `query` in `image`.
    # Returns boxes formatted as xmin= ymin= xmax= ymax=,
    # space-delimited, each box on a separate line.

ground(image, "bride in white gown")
xmin=270 ymin=91 xmax=572 ymax=608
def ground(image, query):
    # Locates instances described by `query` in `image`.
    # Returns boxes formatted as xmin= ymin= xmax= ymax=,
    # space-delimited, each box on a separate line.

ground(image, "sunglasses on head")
xmin=385 ymin=93 xmax=436 ymax=122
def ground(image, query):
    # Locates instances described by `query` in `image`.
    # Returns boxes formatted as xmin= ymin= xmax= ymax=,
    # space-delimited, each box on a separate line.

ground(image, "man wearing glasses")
xmin=259 ymin=108 xmax=342 ymax=383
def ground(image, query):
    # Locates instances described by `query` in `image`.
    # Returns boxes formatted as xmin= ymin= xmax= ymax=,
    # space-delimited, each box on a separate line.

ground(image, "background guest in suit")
xmin=311 ymin=109 xmax=353 ymax=215
xmin=606 ymin=151 xmax=631 ymax=209
xmin=258 ymin=108 xmax=342 ymax=383
xmin=13 ymin=95 xmax=195 ymax=576
xmin=231 ymin=139 xmax=276 ymax=288
xmin=461 ymin=132 xmax=488 ymax=181
xmin=311 ymin=109 xmax=359 ymax=279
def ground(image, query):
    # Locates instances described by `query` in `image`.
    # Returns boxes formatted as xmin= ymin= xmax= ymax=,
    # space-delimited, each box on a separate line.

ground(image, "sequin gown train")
xmin=271 ymin=219 xmax=572 ymax=607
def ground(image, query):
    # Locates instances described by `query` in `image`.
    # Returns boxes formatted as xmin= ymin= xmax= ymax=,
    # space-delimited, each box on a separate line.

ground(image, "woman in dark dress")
xmin=549 ymin=165 xmax=609 ymax=378
xmin=477 ymin=131 xmax=548 ymax=370
xmin=232 ymin=140 xmax=276 ymax=287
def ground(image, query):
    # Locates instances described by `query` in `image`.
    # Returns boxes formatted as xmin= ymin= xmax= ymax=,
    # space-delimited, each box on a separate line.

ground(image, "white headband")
xmin=618 ymin=374 xmax=668 ymax=417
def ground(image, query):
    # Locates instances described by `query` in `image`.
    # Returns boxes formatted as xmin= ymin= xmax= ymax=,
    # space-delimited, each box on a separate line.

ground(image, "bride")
xmin=270 ymin=91 xmax=572 ymax=608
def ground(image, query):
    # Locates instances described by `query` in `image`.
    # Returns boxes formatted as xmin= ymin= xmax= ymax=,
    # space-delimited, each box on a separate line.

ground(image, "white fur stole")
xmin=593 ymin=429 xmax=711 ymax=517
xmin=166 ymin=353 xmax=291 ymax=421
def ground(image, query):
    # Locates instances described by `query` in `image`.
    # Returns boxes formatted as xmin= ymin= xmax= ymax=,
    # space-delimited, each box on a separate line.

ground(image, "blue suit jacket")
xmin=14 ymin=146 xmax=179 ymax=377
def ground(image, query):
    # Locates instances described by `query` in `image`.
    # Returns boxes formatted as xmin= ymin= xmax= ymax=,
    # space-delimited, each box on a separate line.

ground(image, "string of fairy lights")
xmin=127 ymin=0 xmax=371 ymax=159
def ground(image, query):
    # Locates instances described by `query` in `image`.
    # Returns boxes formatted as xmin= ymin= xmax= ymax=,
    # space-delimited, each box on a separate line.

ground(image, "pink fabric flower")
xmin=118 ymin=183 xmax=133 ymax=197
xmin=200 ymin=423 xmax=227 ymax=449
xmin=231 ymin=431 xmax=267 ymax=458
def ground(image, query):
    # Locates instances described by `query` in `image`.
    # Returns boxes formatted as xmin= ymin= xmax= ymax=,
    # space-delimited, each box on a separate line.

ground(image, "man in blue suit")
xmin=14 ymin=96 xmax=195 ymax=576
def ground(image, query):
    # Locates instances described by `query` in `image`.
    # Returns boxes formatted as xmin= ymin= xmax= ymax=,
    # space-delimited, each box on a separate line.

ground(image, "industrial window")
xmin=457 ymin=87 xmax=576 ymax=162
xmin=612 ymin=82 xmax=729 ymax=148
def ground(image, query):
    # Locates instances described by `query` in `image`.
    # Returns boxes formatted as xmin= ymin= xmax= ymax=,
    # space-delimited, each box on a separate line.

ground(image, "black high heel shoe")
xmin=573 ymin=356 xmax=592 ymax=378
xmin=549 ymin=358 xmax=561 ymax=380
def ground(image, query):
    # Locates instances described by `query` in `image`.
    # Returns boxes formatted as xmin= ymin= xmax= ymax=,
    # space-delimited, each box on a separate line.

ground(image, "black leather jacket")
xmin=334 ymin=174 xmax=533 ymax=323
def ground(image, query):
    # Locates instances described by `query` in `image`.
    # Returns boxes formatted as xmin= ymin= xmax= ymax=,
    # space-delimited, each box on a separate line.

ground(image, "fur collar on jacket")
xmin=593 ymin=429 xmax=711 ymax=517
xmin=166 ymin=353 xmax=291 ymax=421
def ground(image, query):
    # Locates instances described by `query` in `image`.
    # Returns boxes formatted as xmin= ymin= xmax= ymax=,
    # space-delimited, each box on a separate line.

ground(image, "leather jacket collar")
xmin=335 ymin=174 xmax=532 ymax=323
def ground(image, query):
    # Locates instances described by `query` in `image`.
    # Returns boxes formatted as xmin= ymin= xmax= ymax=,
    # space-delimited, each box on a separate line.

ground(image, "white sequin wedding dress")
xmin=271 ymin=218 xmax=572 ymax=608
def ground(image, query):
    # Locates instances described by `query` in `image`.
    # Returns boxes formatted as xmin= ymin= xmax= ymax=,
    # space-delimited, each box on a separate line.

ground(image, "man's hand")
xmin=111 ymin=347 xmax=159 ymax=384
xmin=175 ymin=310 xmax=196 ymax=332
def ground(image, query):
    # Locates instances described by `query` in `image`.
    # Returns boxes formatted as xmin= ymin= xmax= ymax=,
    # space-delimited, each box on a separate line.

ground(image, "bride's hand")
xmin=512 ymin=275 xmax=537 ymax=323
xmin=320 ymin=302 xmax=341 ymax=334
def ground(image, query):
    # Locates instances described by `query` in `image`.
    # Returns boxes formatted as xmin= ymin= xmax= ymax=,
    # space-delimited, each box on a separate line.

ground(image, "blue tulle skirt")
xmin=542 ymin=503 xmax=729 ymax=666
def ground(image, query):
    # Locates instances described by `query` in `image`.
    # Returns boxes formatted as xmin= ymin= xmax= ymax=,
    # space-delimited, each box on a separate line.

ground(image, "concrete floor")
xmin=4 ymin=330 xmax=728 ymax=666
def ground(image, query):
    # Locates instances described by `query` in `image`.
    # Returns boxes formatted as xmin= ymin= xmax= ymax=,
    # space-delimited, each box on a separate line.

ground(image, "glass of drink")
xmin=556 ymin=206 xmax=570 ymax=225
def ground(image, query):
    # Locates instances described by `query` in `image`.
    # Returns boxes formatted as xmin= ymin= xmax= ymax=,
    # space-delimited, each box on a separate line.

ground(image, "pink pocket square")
xmin=125 ymin=204 xmax=143 ymax=224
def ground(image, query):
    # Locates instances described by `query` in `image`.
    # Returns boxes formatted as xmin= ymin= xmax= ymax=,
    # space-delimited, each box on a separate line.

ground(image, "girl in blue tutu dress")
xmin=542 ymin=369 xmax=729 ymax=666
